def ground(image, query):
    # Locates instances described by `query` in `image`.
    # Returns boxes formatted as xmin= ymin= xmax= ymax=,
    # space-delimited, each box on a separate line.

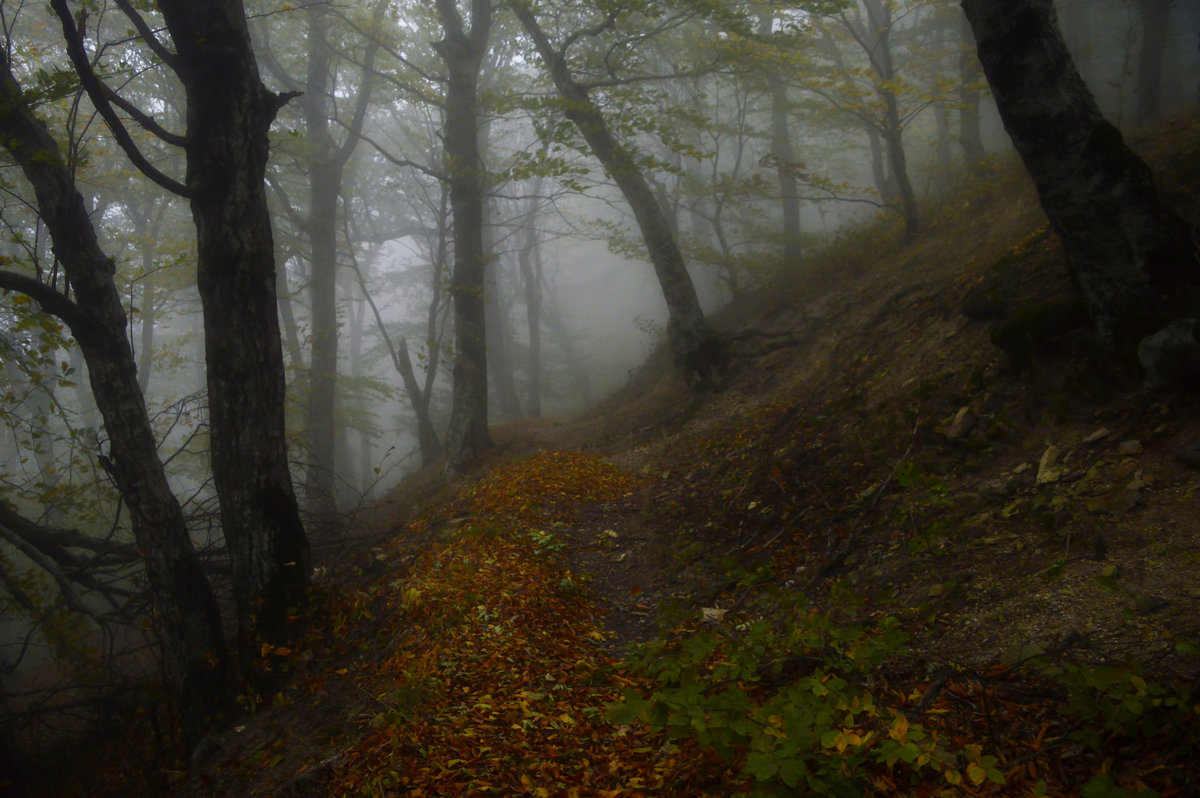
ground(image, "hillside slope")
xmin=34 ymin=115 xmax=1200 ymax=797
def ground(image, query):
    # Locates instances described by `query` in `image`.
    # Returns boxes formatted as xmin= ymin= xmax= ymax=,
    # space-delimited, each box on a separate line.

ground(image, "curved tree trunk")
xmin=861 ymin=0 xmax=919 ymax=240
xmin=157 ymin=0 xmax=311 ymax=663
xmin=961 ymin=0 xmax=1197 ymax=353
xmin=436 ymin=0 xmax=494 ymax=470
xmin=958 ymin=15 xmax=988 ymax=170
xmin=0 ymin=57 xmax=229 ymax=754
xmin=509 ymin=3 xmax=726 ymax=388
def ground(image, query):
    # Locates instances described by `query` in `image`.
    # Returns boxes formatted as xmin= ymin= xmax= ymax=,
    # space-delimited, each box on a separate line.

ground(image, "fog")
xmin=1 ymin=0 xmax=1198 ymax=742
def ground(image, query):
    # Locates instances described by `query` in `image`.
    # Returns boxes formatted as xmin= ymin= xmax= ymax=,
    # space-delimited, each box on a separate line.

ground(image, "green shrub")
xmin=607 ymin=587 xmax=1003 ymax=795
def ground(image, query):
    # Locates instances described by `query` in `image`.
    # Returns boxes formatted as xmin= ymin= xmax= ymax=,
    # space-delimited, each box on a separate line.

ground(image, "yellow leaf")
xmin=967 ymin=762 xmax=987 ymax=786
xmin=889 ymin=714 xmax=909 ymax=743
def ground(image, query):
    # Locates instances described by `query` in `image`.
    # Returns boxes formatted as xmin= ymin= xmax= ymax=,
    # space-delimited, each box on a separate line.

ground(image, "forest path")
xmin=217 ymin=450 xmax=732 ymax=797
xmin=318 ymin=450 xmax=731 ymax=796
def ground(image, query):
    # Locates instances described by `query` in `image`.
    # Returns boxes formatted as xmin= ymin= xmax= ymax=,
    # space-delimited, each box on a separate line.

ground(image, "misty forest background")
xmin=0 ymin=0 xmax=1198 ymax=791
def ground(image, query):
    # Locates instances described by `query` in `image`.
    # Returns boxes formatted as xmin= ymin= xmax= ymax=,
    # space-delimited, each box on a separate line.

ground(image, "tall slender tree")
xmin=51 ymin=0 xmax=311 ymax=664
xmin=0 ymin=48 xmax=228 ymax=754
xmin=508 ymin=1 xmax=727 ymax=387
xmin=436 ymin=0 xmax=495 ymax=469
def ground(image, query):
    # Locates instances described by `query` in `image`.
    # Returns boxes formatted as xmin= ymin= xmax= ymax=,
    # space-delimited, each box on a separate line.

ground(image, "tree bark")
xmin=300 ymin=0 xmax=385 ymax=514
xmin=1136 ymin=0 xmax=1170 ymax=123
xmin=509 ymin=2 xmax=726 ymax=388
xmin=517 ymin=181 xmax=544 ymax=418
xmin=347 ymin=254 xmax=443 ymax=467
xmin=860 ymin=0 xmax=919 ymax=240
xmin=0 ymin=56 xmax=229 ymax=753
xmin=757 ymin=9 xmax=803 ymax=263
xmin=958 ymin=14 xmax=988 ymax=169
xmin=156 ymin=0 xmax=310 ymax=661
xmin=483 ymin=206 xmax=523 ymax=420
xmin=436 ymin=0 xmax=494 ymax=470
xmin=962 ymin=0 xmax=1197 ymax=350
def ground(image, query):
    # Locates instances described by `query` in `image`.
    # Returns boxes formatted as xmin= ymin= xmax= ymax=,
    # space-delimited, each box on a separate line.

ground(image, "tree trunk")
xmin=483 ymin=207 xmax=523 ymax=420
xmin=299 ymin=0 xmax=384 ymax=513
xmin=510 ymin=3 xmax=726 ymax=388
xmin=861 ymin=0 xmax=919 ymax=240
xmin=277 ymin=263 xmax=305 ymax=369
xmin=305 ymin=153 xmax=342 ymax=516
xmin=436 ymin=0 xmax=493 ymax=470
xmin=485 ymin=262 xmax=523 ymax=420
xmin=542 ymin=275 xmax=594 ymax=408
xmin=865 ymin=124 xmax=895 ymax=204
xmin=1136 ymin=0 xmax=1170 ymax=123
xmin=962 ymin=0 xmax=1197 ymax=351
xmin=759 ymin=8 xmax=802 ymax=263
xmin=347 ymin=255 xmax=444 ymax=467
xmin=517 ymin=181 xmax=544 ymax=418
xmin=0 ymin=57 xmax=229 ymax=753
xmin=157 ymin=0 xmax=311 ymax=661
xmin=958 ymin=15 xmax=988 ymax=169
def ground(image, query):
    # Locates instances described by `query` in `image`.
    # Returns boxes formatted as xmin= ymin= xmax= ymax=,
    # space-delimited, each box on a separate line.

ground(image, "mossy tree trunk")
xmin=962 ymin=0 xmax=1197 ymax=355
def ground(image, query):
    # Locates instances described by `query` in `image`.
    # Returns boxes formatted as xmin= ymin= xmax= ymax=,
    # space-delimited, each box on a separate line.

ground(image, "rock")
xmin=1117 ymin=440 xmax=1143 ymax=456
xmin=1083 ymin=427 xmax=1110 ymax=444
xmin=1138 ymin=318 xmax=1200 ymax=390
xmin=1037 ymin=445 xmax=1063 ymax=484
xmin=946 ymin=406 xmax=977 ymax=439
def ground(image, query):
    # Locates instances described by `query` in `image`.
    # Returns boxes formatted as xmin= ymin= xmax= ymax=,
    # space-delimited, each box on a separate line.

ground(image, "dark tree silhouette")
xmin=962 ymin=0 xmax=1198 ymax=380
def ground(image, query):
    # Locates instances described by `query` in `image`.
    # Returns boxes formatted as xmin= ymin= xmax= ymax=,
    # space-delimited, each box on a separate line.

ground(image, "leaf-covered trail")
xmin=322 ymin=451 xmax=735 ymax=796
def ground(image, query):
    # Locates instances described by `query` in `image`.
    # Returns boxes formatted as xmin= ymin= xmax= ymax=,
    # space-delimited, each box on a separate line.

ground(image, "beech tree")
xmin=0 ymin=43 xmax=228 ymax=752
xmin=50 ymin=0 xmax=311 ymax=665
xmin=257 ymin=0 xmax=387 ymax=514
xmin=507 ymin=0 xmax=727 ymax=388
xmin=961 ymin=0 xmax=1198 ymax=378
xmin=436 ymin=0 xmax=494 ymax=469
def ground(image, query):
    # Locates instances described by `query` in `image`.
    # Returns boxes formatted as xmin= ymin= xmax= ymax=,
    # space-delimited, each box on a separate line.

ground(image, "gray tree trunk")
xmin=510 ymin=3 xmax=726 ymax=388
xmin=860 ymin=0 xmax=919 ymax=240
xmin=300 ymin=1 xmax=384 ymax=514
xmin=759 ymin=8 xmax=803 ymax=263
xmin=958 ymin=15 xmax=988 ymax=169
xmin=436 ymin=0 xmax=494 ymax=470
xmin=962 ymin=0 xmax=1197 ymax=353
xmin=517 ymin=181 xmax=545 ymax=418
xmin=1136 ymin=0 xmax=1170 ymax=123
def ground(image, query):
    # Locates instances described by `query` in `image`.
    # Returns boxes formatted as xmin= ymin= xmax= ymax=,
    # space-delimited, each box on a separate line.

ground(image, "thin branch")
xmin=0 ymin=270 xmax=89 ymax=333
xmin=111 ymin=0 xmax=179 ymax=70
xmin=48 ymin=0 xmax=189 ymax=197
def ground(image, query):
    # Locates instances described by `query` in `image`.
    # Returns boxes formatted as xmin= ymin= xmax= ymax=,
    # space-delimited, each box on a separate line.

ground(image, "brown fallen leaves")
xmin=324 ymin=451 xmax=737 ymax=796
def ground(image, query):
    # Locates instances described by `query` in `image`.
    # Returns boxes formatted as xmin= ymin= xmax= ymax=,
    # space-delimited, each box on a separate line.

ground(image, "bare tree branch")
xmin=48 ymin=0 xmax=190 ymax=196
